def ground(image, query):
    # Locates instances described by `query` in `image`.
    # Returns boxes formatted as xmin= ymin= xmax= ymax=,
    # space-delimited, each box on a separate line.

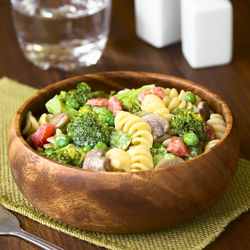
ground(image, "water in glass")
xmin=11 ymin=0 xmax=111 ymax=71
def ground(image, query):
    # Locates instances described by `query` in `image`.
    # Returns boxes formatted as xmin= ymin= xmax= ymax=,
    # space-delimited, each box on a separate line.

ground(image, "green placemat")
xmin=0 ymin=77 xmax=250 ymax=250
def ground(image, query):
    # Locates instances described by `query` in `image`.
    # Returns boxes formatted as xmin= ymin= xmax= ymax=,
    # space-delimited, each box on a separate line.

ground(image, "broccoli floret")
xmin=67 ymin=111 xmax=110 ymax=147
xmin=78 ymin=104 xmax=93 ymax=114
xmin=110 ymin=131 xmax=131 ymax=150
xmin=79 ymin=105 xmax=115 ymax=127
xmin=150 ymin=143 xmax=176 ymax=166
xmin=45 ymin=95 xmax=78 ymax=120
xmin=60 ymin=82 xmax=92 ymax=107
xmin=41 ymin=144 xmax=85 ymax=167
xmin=115 ymin=85 xmax=155 ymax=113
xmin=92 ymin=106 xmax=108 ymax=115
xmin=169 ymin=109 xmax=207 ymax=142
xmin=92 ymin=106 xmax=115 ymax=126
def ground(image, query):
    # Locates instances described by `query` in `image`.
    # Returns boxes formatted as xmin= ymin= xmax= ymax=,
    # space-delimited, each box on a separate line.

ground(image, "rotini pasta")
xmin=207 ymin=114 xmax=226 ymax=139
xmin=106 ymin=148 xmax=131 ymax=172
xmin=115 ymin=111 xmax=153 ymax=148
xmin=204 ymin=139 xmax=220 ymax=152
xmin=127 ymin=145 xmax=154 ymax=171
xmin=141 ymin=94 xmax=174 ymax=120
xmin=162 ymin=88 xmax=201 ymax=112
xmin=22 ymin=111 xmax=40 ymax=136
xmin=115 ymin=111 xmax=154 ymax=171
xmin=162 ymin=87 xmax=178 ymax=100
xmin=22 ymin=112 xmax=54 ymax=138
xmin=38 ymin=113 xmax=53 ymax=125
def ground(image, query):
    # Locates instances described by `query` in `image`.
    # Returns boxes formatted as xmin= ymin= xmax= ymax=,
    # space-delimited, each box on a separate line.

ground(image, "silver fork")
xmin=0 ymin=205 xmax=63 ymax=250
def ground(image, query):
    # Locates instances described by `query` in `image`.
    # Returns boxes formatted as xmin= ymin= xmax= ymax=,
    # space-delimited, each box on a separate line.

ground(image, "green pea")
xmin=153 ymin=142 xmax=162 ymax=149
xmin=94 ymin=141 xmax=108 ymax=152
xmin=185 ymin=93 xmax=196 ymax=104
xmin=66 ymin=99 xmax=80 ymax=109
xmin=55 ymin=134 xmax=70 ymax=148
xmin=190 ymin=144 xmax=203 ymax=157
xmin=44 ymin=147 xmax=56 ymax=153
xmin=183 ymin=132 xmax=199 ymax=146
xmin=83 ymin=145 xmax=93 ymax=153
xmin=104 ymin=113 xmax=115 ymax=126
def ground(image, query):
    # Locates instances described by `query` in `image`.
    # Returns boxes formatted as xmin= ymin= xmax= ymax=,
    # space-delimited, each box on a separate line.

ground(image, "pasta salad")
xmin=22 ymin=83 xmax=226 ymax=172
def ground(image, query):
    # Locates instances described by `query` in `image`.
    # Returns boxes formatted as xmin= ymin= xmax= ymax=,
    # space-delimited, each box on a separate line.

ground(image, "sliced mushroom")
xmin=49 ymin=112 xmax=69 ymax=128
xmin=143 ymin=114 xmax=169 ymax=141
xmin=82 ymin=148 xmax=110 ymax=171
xmin=154 ymin=133 xmax=171 ymax=143
xmin=195 ymin=101 xmax=210 ymax=121
xmin=155 ymin=157 xmax=184 ymax=169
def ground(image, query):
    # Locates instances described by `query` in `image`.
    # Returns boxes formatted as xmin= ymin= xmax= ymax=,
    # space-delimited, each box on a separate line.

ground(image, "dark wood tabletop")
xmin=1 ymin=0 xmax=250 ymax=249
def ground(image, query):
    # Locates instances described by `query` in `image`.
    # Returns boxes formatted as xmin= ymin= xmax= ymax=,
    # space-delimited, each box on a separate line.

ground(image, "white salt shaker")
xmin=134 ymin=0 xmax=181 ymax=48
xmin=181 ymin=0 xmax=233 ymax=68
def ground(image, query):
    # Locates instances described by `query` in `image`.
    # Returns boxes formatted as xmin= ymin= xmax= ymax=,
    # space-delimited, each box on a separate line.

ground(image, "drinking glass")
xmin=11 ymin=0 xmax=112 ymax=71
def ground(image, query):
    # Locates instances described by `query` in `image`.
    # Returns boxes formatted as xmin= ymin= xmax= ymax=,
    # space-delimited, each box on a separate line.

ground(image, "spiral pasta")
xmin=127 ymin=145 xmax=154 ymax=171
xmin=22 ymin=111 xmax=40 ymax=136
xmin=114 ymin=111 xmax=154 ymax=171
xmin=38 ymin=113 xmax=53 ymax=125
xmin=162 ymin=88 xmax=201 ymax=112
xmin=207 ymin=114 xmax=226 ymax=139
xmin=141 ymin=94 xmax=174 ymax=120
xmin=115 ymin=111 xmax=153 ymax=147
xmin=162 ymin=87 xmax=179 ymax=100
xmin=204 ymin=139 xmax=220 ymax=152
xmin=106 ymin=148 xmax=131 ymax=172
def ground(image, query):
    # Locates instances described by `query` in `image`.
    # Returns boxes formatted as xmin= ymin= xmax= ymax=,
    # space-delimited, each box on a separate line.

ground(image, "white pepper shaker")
xmin=134 ymin=0 xmax=181 ymax=48
xmin=181 ymin=0 xmax=233 ymax=68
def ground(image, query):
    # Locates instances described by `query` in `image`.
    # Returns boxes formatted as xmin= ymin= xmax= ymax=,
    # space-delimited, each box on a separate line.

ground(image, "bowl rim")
xmin=12 ymin=71 xmax=233 ymax=175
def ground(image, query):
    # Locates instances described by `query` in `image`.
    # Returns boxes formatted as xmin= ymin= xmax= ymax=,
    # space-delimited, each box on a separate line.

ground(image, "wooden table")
xmin=1 ymin=0 xmax=249 ymax=249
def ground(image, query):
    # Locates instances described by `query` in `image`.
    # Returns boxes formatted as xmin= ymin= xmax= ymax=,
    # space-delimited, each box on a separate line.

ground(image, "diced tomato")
xmin=205 ymin=122 xmax=216 ymax=141
xmin=108 ymin=96 xmax=123 ymax=114
xmin=138 ymin=87 xmax=164 ymax=103
xmin=86 ymin=98 xmax=109 ymax=106
xmin=167 ymin=136 xmax=190 ymax=157
xmin=31 ymin=124 xmax=55 ymax=147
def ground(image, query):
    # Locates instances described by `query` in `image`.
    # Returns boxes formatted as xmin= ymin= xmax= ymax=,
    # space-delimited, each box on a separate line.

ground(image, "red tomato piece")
xmin=108 ymin=96 xmax=122 ymax=114
xmin=138 ymin=87 xmax=164 ymax=103
xmin=86 ymin=98 xmax=109 ymax=106
xmin=167 ymin=136 xmax=190 ymax=157
xmin=205 ymin=122 xmax=216 ymax=141
xmin=31 ymin=123 xmax=55 ymax=147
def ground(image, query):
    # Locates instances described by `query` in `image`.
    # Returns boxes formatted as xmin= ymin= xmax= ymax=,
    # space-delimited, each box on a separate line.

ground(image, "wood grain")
xmin=8 ymin=72 xmax=240 ymax=233
xmin=0 ymin=0 xmax=249 ymax=248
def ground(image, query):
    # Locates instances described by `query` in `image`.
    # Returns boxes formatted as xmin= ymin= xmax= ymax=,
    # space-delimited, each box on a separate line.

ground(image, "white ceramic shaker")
xmin=134 ymin=0 xmax=181 ymax=48
xmin=181 ymin=0 xmax=233 ymax=68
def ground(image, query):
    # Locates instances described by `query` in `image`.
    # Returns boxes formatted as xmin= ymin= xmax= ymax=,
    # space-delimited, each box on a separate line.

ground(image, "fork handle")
xmin=10 ymin=228 xmax=63 ymax=250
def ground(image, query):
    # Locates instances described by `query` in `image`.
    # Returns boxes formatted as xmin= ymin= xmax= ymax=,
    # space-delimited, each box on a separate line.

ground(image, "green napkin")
xmin=0 ymin=77 xmax=249 ymax=250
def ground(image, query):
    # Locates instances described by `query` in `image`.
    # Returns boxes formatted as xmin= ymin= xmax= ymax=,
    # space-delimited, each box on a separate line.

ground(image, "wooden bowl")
xmin=8 ymin=71 xmax=240 ymax=233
